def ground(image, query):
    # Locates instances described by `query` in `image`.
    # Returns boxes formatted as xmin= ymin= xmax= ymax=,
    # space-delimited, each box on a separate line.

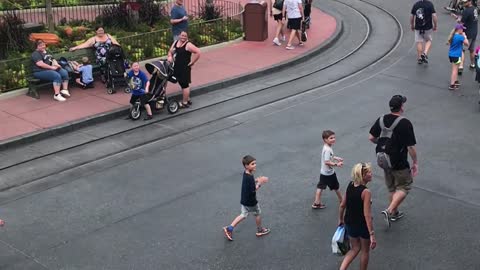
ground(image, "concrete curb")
xmin=0 ymin=14 xmax=343 ymax=151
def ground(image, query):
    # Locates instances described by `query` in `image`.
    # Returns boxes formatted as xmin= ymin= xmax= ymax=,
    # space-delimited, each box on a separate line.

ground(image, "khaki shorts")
xmin=384 ymin=168 xmax=413 ymax=193
xmin=415 ymin=30 xmax=433 ymax=43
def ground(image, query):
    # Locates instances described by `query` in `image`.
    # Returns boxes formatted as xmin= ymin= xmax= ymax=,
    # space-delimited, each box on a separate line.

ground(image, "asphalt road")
xmin=0 ymin=0 xmax=479 ymax=269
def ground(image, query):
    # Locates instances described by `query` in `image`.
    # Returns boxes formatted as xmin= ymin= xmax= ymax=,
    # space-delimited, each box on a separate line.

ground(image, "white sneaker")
xmin=273 ymin=37 xmax=281 ymax=46
xmin=54 ymin=94 xmax=66 ymax=102
xmin=281 ymin=35 xmax=286 ymax=42
xmin=60 ymin=89 xmax=71 ymax=97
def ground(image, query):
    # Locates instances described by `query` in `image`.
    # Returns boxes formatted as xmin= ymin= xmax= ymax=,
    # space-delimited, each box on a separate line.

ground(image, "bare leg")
xmin=460 ymin=51 xmax=465 ymax=69
xmin=255 ymin=215 xmax=262 ymax=228
xmin=359 ymin=238 xmax=371 ymax=270
xmin=451 ymin=63 xmax=459 ymax=85
xmin=340 ymin=237 xmax=361 ymax=270
xmin=295 ymin=30 xmax=302 ymax=43
xmin=62 ymin=80 xmax=69 ymax=90
xmin=182 ymin=86 xmax=190 ymax=104
xmin=275 ymin=20 xmax=284 ymax=40
xmin=144 ymin=104 xmax=152 ymax=116
xmin=231 ymin=215 xmax=245 ymax=227
xmin=334 ymin=190 xmax=343 ymax=203
xmin=387 ymin=190 xmax=407 ymax=214
xmin=287 ymin=29 xmax=296 ymax=47
xmin=424 ymin=40 xmax=432 ymax=55
xmin=314 ymin=188 xmax=323 ymax=205
xmin=416 ymin=42 xmax=423 ymax=59
xmin=53 ymin=84 xmax=61 ymax=95
xmin=470 ymin=50 xmax=475 ymax=66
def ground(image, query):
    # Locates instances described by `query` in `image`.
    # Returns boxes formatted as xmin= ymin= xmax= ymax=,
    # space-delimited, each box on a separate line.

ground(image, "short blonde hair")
xmin=351 ymin=162 xmax=372 ymax=185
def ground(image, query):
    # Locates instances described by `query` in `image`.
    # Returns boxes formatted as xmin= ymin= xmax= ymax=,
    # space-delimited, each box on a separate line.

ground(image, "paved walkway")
xmin=0 ymin=6 xmax=336 ymax=143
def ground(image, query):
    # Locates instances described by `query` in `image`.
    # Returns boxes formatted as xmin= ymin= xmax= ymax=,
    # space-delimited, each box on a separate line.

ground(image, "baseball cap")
xmin=455 ymin=23 xmax=466 ymax=30
xmin=389 ymin=95 xmax=407 ymax=111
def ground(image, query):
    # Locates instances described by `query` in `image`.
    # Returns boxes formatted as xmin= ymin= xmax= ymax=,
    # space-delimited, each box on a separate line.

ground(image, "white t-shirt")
xmin=320 ymin=144 xmax=335 ymax=176
xmin=284 ymin=0 xmax=302 ymax=19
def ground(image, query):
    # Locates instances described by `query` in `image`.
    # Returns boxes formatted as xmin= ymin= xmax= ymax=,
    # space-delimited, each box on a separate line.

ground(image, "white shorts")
xmin=240 ymin=204 xmax=261 ymax=218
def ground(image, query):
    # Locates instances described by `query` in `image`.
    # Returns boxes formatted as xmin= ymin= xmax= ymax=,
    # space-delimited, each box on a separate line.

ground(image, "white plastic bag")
xmin=331 ymin=225 xmax=350 ymax=255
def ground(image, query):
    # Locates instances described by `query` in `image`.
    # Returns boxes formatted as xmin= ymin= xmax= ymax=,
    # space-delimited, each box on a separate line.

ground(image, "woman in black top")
xmin=339 ymin=162 xmax=376 ymax=270
xmin=167 ymin=31 xmax=201 ymax=108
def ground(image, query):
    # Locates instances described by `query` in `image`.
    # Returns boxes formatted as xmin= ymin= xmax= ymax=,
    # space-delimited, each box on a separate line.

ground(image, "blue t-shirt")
xmin=171 ymin=5 xmax=188 ymax=36
xmin=449 ymin=34 xmax=465 ymax=57
xmin=78 ymin=65 xmax=93 ymax=84
xmin=127 ymin=70 xmax=148 ymax=96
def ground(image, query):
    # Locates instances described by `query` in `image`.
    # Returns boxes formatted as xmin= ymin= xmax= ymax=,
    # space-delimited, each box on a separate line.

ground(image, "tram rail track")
xmin=0 ymin=0 xmax=403 ymax=193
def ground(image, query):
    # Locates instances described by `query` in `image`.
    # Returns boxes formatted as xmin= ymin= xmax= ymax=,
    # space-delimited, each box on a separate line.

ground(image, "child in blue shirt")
xmin=448 ymin=24 xmax=469 ymax=90
xmin=127 ymin=62 xmax=153 ymax=120
xmin=74 ymin=57 xmax=94 ymax=89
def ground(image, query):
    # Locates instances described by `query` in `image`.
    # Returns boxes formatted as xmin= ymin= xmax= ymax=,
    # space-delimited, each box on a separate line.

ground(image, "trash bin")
xmin=243 ymin=1 xmax=268 ymax=41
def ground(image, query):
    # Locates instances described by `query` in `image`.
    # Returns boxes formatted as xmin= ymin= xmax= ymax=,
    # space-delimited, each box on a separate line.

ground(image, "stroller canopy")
xmin=145 ymin=60 xmax=174 ymax=80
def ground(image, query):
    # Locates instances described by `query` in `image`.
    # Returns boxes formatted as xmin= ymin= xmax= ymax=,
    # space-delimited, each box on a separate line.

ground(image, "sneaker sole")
xmin=391 ymin=213 xmax=405 ymax=222
xmin=381 ymin=211 xmax=391 ymax=229
xmin=256 ymin=231 xmax=271 ymax=237
xmin=223 ymin=227 xmax=233 ymax=241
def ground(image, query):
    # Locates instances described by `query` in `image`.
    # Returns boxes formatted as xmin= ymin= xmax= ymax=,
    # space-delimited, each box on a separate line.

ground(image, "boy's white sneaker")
xmin=60 ymin=89 xmax=71 ymax=97
xmin=273 ymin=37 xmax=281 ymax=46
xmin=54 ymin=94 xmax=66 ymax=102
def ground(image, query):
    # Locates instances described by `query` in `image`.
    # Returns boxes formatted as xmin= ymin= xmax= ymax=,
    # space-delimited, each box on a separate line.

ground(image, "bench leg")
xmin=27 ymin=85 xmax=40 ymax=99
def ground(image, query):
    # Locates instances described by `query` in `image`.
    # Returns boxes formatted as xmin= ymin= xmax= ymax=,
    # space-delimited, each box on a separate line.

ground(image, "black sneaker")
xmin=390 ymin=211 xmax=404 ymax=222
xmin=143 ymin=114 xmax=153 ymax=121
xmin=470 ymin=64 xmax=476 ymax=69
xmin=454 ymin=80 xmax=461 ymax=86
xmin=421 ymin=53 xmax=428 ymax=64
xmin=458 ymin=67 xmax=464 ymax=75
xmin=449 ymin=85 xmax=456 ymax=90
xmin=381 ymin=210 xmax=391 ymax=229
xmin=417 ymin=58 xmax=423 ymax=64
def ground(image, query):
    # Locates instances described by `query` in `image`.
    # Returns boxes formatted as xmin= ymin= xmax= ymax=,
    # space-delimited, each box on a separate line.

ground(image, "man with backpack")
xmin=368 ymin=95 xmax=418 ymax=230
xmin=411 ymin=0 xmax=437 ymax=64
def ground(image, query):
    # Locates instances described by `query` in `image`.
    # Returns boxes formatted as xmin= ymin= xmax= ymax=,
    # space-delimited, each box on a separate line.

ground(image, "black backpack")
xmin=376 ymin=115 xmax=404 ymax=170
xmin=273 ymin=0 xmax=284 ymax=10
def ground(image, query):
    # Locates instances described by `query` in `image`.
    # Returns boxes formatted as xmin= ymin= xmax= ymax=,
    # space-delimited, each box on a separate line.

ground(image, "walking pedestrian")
xmin=460 ymin=0 xmax=478 ymax=70
xmin=222 ymin=155 xmax=270 ymax=241
xmin=170 ymin=0 xmax=188 ymax=41
xmin=411 ymin=0 xmax=437 ymax=64
xmin=368 ymin=95 xmax=418 ymax=229
xmin=447 ymin=24 xmax=469 ymax=90
xmin=270 ymin=0 xmax=286 ymax=46
xmin=339 ymin=162 xmax=376 ymax=270
xmin=282 ymin=0 xmax=305 ymax=50
xmin=311 ymin=130 xmax=344 ymax=209
xmin=167 ymin=31 xmax=201 ymax=108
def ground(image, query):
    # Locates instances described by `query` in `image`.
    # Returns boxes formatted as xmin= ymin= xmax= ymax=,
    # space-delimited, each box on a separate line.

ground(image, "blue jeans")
xmin=33 ymin=68 xmax=69 ymax=86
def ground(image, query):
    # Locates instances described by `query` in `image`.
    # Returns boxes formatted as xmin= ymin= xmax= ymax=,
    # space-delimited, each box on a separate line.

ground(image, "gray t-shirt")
xmin=320 ymin=144 xmax=334 ymax=176
xmin=31 ymin=50 xmax=54 ymax=73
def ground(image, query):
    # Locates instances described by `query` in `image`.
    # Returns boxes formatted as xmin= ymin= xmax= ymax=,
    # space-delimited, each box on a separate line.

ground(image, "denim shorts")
xmin=240 ymin=204 xmax=261 ymax=218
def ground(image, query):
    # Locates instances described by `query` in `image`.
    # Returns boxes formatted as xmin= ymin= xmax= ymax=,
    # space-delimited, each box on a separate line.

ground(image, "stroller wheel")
xmin=124 ymin=87 xmax=131 ymax=93
xmin=107 ymin=88 xmax=115 ymax=95
xmin=130 ymin=101 xmax=142 ymax=120
xmin=166 ymin=100 xmax=179 ymax=114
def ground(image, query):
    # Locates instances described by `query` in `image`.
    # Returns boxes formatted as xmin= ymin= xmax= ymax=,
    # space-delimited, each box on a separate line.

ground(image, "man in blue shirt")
xmin=170 ymin=0 xmax=188 ymax=41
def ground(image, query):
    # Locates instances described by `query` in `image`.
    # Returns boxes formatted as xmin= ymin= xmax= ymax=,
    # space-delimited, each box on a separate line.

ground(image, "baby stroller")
xmin=129 ymin=59 xmax=179 ymax=120
xmin=105 ymin=45 xmax=130 ymax=94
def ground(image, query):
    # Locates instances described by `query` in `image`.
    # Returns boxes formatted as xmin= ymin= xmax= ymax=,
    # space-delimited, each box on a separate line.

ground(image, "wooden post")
xmin=46 ymin=0 xmax=54 ymax=32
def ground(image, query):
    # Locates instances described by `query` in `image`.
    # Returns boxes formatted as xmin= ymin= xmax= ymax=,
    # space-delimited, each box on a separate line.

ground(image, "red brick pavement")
xmin=0 ymin=5 xmax=336 ymax=142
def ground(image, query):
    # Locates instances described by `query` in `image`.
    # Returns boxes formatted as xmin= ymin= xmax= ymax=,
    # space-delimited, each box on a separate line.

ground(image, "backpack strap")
xmin=379 ymin=115 xmax=404 ymax=138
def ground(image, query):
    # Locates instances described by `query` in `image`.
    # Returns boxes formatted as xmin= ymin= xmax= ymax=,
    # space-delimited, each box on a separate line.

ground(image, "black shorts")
xmin=317 ymin=173 xmax=339 ymax=190
xmin=129 ymin=94 xmax=150 ymax=106
xmin=287 ymin=18 xmax=302 ymax=30
xmin=449 ymin=56 xmax=461 ymax=64
xmin=174 ymin=66 xmax=191 ymax=89
xmin=345 ymin=224 xmax=369 ymax=239
xmin=273 ymin=13 xmax=283 ymax=21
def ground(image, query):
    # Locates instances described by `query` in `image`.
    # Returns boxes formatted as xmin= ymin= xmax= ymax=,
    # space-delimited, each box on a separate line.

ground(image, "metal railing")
xmin=0 ymin=0 xmax=242 ymax=26
xmin=0 ymin=0 xmax=244 ymax=93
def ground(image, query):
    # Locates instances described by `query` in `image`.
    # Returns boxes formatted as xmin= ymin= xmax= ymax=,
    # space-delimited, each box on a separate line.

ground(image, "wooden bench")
xmin=27 ymin=48 xmax=101 ymax=99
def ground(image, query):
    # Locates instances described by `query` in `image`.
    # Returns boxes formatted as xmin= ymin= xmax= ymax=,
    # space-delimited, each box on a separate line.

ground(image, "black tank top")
xmin=344 ymin=181 xmax=368 ymax=227
xmin=174 ymin=40 xmax=191 ymax=70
